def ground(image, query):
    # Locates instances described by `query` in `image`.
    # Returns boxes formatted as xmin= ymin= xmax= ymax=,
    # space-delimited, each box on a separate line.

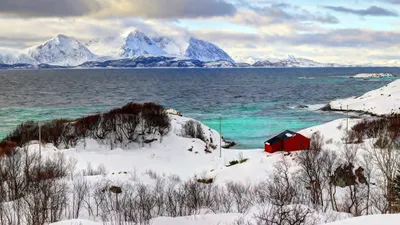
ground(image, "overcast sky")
xmin=0 ymin=0 xmax=399 ymax=63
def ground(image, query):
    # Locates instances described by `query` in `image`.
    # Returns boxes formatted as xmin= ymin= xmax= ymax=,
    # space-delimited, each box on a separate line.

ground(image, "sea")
xmin=0 ymin=67 xmax=399 ymax=149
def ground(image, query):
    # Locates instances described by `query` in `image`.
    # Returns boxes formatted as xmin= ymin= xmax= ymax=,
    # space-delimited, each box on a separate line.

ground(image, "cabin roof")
xmin=265 ymin=130 xmax=298 ymax=145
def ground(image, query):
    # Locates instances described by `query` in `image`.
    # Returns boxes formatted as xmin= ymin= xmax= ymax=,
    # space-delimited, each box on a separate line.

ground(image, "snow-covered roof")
xmin=264 ymin=130 xmax=298 ymax=145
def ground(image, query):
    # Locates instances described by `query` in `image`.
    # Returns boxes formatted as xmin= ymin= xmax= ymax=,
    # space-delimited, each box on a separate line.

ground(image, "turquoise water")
xmin=0 ymin=68 xmax=398 ymax=148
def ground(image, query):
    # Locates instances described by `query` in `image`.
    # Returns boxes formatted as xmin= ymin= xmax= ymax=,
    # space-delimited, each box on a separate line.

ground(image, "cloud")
xmin=0 ymin=17 xmax=192 ymax=49
xmin=383 ymin=0 xmax=400 ymax=4
xmin=190 ymin=27 xmax=400 ymax=64
xmin=191 ymin=27 xmax=400 ymax=54
xmin=0 ymin=0 xmax=236 ymax=19
xmin=324 ymin=6 xmax=398 ymax=17
xmin=230 ymin=3 xmax=339 ymax=27
xmin=0 ymin=0 xmax=100 ymax=17
xmin=101 ymin=0 xmax=237 ymax=19
xmin=260 ymin=29 xmax=400 ymax=48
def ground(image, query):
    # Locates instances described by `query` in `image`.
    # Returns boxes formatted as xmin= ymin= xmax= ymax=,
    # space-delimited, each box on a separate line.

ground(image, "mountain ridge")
xmin=0 ymin=30 xmax=398 ymax=68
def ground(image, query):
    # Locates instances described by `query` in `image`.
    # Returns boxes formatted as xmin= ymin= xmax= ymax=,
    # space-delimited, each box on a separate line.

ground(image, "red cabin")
xmin=264 ymin=130 xmax=310 ymax=153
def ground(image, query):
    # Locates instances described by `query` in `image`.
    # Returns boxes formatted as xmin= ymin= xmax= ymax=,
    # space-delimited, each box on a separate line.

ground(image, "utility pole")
xmin=346 ymin=105 xmax=349 ymax=144
xmin=347 ymin=105 xmax=349 ymax=133
xmin=39 ymin=122 xmax=42 ymax=171
xmin=219 ymin=116 xmax=222 ymax=158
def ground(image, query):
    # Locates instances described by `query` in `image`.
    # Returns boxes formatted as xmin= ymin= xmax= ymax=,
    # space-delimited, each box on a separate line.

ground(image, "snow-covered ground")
xmin=16 ymin=112 xmax=360 ymax=225
xmin=16 ymin=113 xmax=354 ymax=225
xmin=325 ymin=214 xmax=400 ymax=225
xmin=32 ymin=114 xmax=275 ymax=186
xmin=5 ymin=81 xmax=400 ymax=225
xmin=351 ymin=73 xmax=395 ymax=78
xmin=329 ymin=79 xmax=400 ymax=115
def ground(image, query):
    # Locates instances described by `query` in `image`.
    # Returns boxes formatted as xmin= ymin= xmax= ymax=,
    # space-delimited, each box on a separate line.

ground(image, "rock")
xmin=109 ymin=186 xmax=122 ymax=194
xmin=355 ymin=167 xmax=367 ymax=184
xmin=223 ymin=141 xmax=236 ymax=149
xmin=319 ymin=104 xmax=332 ymax=111
xmin=165 ymin=108 xmax=182 ymax=116
xmin=144 ymin=138 xmax=158 ymax=144
xmin=331 ymin=163 xmax=356 ymax=187
xmin=197 ymin=178 xmax=214 ymax=184
xmin=296 ymin=105 xmax=309 ymax=109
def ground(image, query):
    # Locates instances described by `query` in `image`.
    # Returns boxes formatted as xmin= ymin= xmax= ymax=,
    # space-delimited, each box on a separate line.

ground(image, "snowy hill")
xmin=27 ymin=34 xmax=98 ymax=66
xmin=325 ymin=214 xmax=400 ymax=225
xmin=0 ymin=48 xmax=38 ymax=65
xmin=328 ymin=79 xmax=400 ymax=115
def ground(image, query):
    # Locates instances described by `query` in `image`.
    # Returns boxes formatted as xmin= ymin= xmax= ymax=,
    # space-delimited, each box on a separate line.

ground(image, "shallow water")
xmin=0 ymin=68 xmax=399 ymax=148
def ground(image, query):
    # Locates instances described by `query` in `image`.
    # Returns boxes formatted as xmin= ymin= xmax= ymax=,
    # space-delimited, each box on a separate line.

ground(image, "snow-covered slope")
xmin=152 ymin=36 xmax=234 ymax=62
xmin=233 ymin=56 xmax=263 ymax=65
xmin=86 ymin=30 xmax=166 ymax=59
xmin=152 ymin=36 xmax=187 ymax=56
xmin=325 ymin=214 xmax=400 ymax=225
xmin=328 ymin=79 xmax=400 ymax=115
xmin=27 ymin=34 xmax=98 ymax=66
xmin=184 ymin=37 xmax=234 ymax=63
xmin=0 ymin=48 xmax=38 ymax=65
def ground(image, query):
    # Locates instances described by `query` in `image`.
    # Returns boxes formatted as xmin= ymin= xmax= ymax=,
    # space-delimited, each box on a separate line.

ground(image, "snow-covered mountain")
xmin=253 ymin=55 xmax=343 ymax=68
xmin=0 ymin=48 xmax=38 ymax=65
xmin=86 ymin=30 xmax=234 ymax=63
xmin=1 ymin=29 xmax=397 ymax=68
xmin=232 ymin=56 xmax=263 ymax=65
xmin=152 ymin=36 xmax=186 ymax=56
xmin=27 ymin=34 xmax=98 ymax=66
xmin=184 ymin=37 xmax=234 ymax=63
xmin=86 ymin=30 xmax=166 ymax=59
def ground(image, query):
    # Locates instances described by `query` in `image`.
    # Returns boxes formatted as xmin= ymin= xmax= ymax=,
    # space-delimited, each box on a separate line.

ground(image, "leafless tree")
xmin=72 ymin=176 xmax=89 ymax=218
xmin=367 ymin=127 xmax=400 ymax=213
xmin=296 ymin=132 xmax=325 ymax=208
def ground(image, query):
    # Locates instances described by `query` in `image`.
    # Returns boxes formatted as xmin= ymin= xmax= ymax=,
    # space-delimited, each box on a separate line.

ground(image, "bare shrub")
xmin=255 ymin=204 xmax=311 ymax=225
xmin=182 ymin=120 xmax=206 ymax=142
xmin=296 ymin=132 xmax=325 ymax=208
xmin=72 ymin=176 xmax=89 ymax=218
xmin=82 ymin=163 xmax=107 ymax=176
xmin=145 ymin=169 xmax=159 ymax=180
xmin=2 ymin=102 xmax=172 ymax=149
xmin=226 ymin=182 xmax=253 ymax=213
xmin=255 ymin=159 xmax=311 ymax=225
xmin=348 ymin=115 xmax=400 ymax=144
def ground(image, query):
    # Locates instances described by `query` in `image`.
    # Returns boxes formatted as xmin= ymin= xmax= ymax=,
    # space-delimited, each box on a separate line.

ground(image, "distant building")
xmin=264 ymin=130 xmax=310 ymax=153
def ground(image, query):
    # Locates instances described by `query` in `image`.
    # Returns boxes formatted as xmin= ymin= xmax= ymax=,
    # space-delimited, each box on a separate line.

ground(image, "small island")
xmin=351 ymin=73 xmax=395 ymax=78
